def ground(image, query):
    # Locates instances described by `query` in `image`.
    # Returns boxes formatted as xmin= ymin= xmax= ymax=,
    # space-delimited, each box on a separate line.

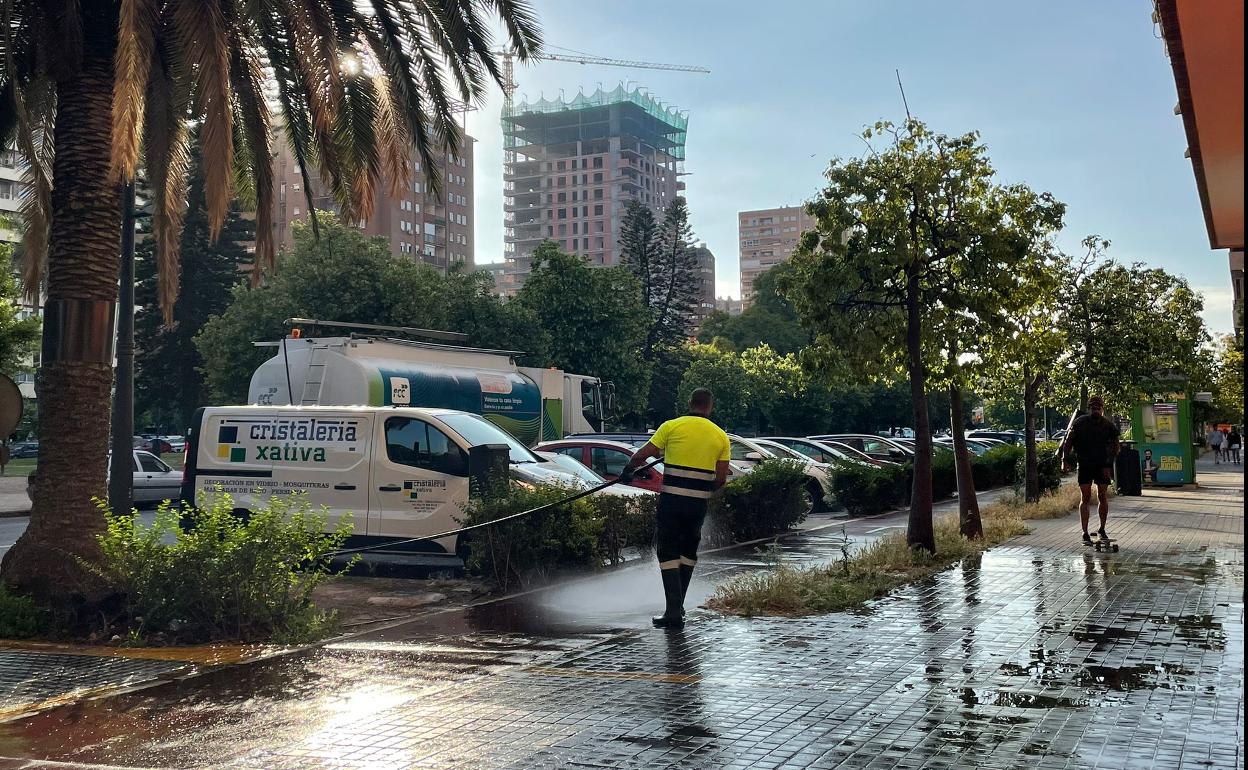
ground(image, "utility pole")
xmin=108 ymin=182 xmax=135 ymax=515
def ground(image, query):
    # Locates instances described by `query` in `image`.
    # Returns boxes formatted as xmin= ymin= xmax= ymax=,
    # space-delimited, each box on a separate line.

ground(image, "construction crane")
xmin=500 ymin=46 xmax=710 ymax=115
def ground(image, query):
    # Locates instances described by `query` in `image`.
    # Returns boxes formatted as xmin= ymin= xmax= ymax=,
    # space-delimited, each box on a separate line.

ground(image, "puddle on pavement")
xmin=1074 ymin=664 xmax=1194 ymax=691
xmin=958 ymin=688 xmax=1090 ymax=709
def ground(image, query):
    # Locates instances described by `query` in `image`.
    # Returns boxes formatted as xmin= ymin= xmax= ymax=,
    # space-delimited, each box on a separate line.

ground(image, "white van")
xmin=181 ymin=405 xmax=588 ymax=559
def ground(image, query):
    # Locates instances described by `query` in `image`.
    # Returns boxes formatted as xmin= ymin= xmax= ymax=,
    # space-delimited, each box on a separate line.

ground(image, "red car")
xmin=534 ymin=438 xmax=664 ymax=493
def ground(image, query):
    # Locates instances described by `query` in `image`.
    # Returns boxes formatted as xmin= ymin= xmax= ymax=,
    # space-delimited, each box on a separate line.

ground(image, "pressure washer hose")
xmin=326 ymin=458 xmax=663 ymax=558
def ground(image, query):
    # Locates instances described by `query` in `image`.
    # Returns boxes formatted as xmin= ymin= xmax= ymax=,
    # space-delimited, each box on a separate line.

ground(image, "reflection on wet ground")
xmin=0 ymin=473 xmax=1242 ymax=769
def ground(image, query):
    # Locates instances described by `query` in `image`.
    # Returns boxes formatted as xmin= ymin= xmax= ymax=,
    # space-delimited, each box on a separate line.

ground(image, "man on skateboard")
xmin=620 ymin=388 xmax=731 ymax=629
xmin=1060 ymin=396 xmax=1121 ymax=546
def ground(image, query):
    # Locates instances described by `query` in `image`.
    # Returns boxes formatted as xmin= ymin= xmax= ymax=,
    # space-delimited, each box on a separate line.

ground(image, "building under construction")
xmin=500 ymin=85 xmax=688 ymax=291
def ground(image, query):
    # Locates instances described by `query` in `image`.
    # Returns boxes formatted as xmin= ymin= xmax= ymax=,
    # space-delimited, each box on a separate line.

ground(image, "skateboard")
xmin=1093 ymin=536 xmax=1118 ymax=553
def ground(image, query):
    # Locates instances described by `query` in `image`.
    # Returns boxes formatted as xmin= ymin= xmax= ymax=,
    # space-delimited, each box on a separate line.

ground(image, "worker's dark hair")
xmin=689 ymin=388 xmax=714 ymax=410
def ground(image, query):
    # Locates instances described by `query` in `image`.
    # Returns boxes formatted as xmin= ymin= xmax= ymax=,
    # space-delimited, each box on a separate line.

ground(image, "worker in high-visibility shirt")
xmin=620 ymin=388 xmax=731 ymax=629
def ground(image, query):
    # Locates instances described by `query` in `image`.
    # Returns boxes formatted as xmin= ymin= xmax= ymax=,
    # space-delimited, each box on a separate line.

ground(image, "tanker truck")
xmin=247 ymin=322 xmax=610 ymax=446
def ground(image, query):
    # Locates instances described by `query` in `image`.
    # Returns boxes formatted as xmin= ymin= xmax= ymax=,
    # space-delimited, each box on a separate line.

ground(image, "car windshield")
xmin=543 ymin=453 xmax=605 ymax=483
xmin=756 ymin=440 xmax=806 ymax=460
xmin=438 ymin=412 xmax=542 ymax=464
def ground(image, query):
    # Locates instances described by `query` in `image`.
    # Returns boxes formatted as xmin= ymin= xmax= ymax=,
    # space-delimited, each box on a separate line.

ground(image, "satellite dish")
xmin=0 ymin=373 xmax=22 ymax=439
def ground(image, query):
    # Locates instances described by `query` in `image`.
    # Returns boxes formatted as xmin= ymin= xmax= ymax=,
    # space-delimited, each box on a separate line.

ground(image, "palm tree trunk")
xmin=0 ymin=4 xmax=120 ymax=600
xmin=905 ymin=266 xmax=934 ymax=553
xmin=949 ymin=383 xmax=982 ymax=538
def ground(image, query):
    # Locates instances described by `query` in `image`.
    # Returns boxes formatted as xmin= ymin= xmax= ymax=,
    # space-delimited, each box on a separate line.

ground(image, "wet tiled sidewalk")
xmin=0 ymin=468 xmax=1241 ymax=769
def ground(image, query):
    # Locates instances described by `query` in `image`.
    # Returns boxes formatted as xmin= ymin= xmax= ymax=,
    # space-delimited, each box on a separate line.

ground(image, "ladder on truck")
xmin=299 ymin=344 xmax=329 ymax=405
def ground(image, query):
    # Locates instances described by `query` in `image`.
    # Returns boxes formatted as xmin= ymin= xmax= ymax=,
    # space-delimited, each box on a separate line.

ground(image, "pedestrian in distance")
xmin=620 ymin=388 xmax=731 ymax=630
xmin=0 ymin=442 xmax=8 ymax=476
xmin=1205 ymin=426 xmax=1224 ymax=464
xmin=1227 ymin=428 xmax=1241 ymax=465
xmin=1059 ymin=396 xmax=1120 ymax=546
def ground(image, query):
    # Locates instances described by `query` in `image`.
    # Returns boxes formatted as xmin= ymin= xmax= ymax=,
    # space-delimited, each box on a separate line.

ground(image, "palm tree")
xmin=0 ymin=0 xmax=540 ymax=598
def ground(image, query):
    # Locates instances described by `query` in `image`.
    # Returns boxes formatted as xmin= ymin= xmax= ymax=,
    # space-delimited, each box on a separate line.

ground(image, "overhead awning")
xmin=1157 ymin=0 xmax=1244 ymax=250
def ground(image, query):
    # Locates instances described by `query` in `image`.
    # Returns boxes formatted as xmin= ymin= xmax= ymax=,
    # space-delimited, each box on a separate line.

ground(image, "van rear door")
xmin=193 ymin=409 xmax=278 ymax=513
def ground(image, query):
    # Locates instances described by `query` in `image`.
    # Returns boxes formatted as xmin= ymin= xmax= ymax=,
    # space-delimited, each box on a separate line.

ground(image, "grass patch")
xmin=707 ymin=482 xmax=1086 ymax=618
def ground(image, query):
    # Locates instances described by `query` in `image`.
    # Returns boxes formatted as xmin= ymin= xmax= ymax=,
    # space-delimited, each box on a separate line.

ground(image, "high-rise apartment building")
xmin=271 ymin=132 xmax=475 ymax=269
xmin=501 ymin=85 xmax=687 ymax=286
xmin=689 ymin=245 xmax=716 ymax=327
xmin=0 ymin=145 xmax=24 ymax=244
xmin=738 ymin=205 xmax=815 ymax=305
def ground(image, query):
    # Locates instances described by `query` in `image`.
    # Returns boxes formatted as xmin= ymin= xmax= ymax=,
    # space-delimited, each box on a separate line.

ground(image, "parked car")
xmin=534 ymin=451 xmax=655 ymax=499
xmin=760 ymin=436 xmax=876 ymax=467
xmin=892 ymin=438 xmax=955 ymax=456
xmin=729 ymin=434 xmax=831 ymax=512
xmin=7 ymin=441 xmax=38 ymax=459
xmin=967 ymin=430 xmax=1022 ymax=445
xmin=161 ymin=435 xmax=187 ymax=453
xmin=535 ymin=438 xmax=665 ymax=493
xmin=134 ymin=436 xmax=173 ymax=454
xmin=811 ymin=434 xmax=915 ymax=464
xmin=935 ymin=437 xmax=993 ymax=456
xmin=28 ymin=449 xmax=181 ymax=508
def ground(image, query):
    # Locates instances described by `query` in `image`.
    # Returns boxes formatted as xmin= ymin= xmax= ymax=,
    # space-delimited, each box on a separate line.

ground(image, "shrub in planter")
xmin=458 ymin=484 xmax=604 ymax=590
xmin=830 ymin=462 xmax=909 ymax=517
xmin=1014 ymin=441 xmax=1063 ymax=496
xmin=931 ymin=452 xmax=957 ymax=500
xmin=972 ymin=445 xmax=1024 ymax=490
xmin=597 ymin=494 xmax=658 ymax=565
xmin=708 ymin=459 xmax=809 ymax=544
xmin=94 ymin=495 xmax=353 ymax=644
xmin=0 ymin=583 xmax=44 ymax=639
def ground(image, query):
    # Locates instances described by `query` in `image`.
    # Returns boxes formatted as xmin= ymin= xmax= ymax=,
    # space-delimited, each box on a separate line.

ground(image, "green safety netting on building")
xmin=502 ymin=84 xmax=688 ymax=159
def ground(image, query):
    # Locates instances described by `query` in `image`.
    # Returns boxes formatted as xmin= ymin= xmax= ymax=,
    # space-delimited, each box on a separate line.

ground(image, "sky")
xmin=465 ymin=1 xmax=1238 ymax=337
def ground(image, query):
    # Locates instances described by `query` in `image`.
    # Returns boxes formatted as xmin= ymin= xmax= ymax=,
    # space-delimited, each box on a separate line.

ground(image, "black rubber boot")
xmin=1082 ymin=532 xmax=1094 ymax=545
xmin=678 ymin=563 xmax=695 ymax=616
xmin=652 ymin=568 xmax=685 ymax=629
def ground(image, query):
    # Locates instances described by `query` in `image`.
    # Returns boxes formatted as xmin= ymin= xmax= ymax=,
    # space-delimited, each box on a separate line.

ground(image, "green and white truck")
xmin=247 ymin=331 xmax=608 ymax=445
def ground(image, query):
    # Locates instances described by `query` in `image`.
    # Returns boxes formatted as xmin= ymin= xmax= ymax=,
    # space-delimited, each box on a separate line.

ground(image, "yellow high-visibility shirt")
xmin=649 ymin=415 xmax=730 ymax=473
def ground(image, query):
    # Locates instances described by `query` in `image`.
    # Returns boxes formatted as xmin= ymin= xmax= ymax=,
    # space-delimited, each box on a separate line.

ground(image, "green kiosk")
xmin=1131 ymin=375 xmax=1196 ymax=486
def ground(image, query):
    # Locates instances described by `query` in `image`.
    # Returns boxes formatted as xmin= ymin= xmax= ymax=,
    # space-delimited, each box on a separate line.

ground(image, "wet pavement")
xmin=0 ymin=466 xmax=1241 ymax=769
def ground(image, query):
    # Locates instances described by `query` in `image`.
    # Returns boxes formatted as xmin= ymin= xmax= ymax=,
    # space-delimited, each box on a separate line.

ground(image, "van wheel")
xmin=232 ymin=508 xmax=253 ymax=523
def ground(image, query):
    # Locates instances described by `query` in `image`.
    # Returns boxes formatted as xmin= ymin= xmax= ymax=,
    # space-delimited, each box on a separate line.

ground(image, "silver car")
xmin=27 ymin=450 xmax=181 ymax=509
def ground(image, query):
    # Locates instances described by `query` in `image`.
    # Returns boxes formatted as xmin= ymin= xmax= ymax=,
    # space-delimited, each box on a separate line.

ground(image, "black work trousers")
xmin=655 ymin=492 xmax=708 ymax=567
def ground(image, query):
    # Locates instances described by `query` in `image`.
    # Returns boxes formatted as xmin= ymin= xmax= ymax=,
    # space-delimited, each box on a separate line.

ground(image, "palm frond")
xmin=330 ymin=70 xmax=381 ymax=220
xmin=172 ymin=0 xmax=233 ymax=238
xmin=410 ymin=0 xmax=483 ymax=107
xmin=369 ymin=70 xmax=410 ymax=198
xmin=480 ymin=0 xmax=543 ymax=61
xmin=110 ymin=0 xmax=159 ymax=182
xmin=229 ymin=38 xmax=276 ymax=282
xmin=143 ymin=52 xmax=192 ymax=324
xmin=13 ymin=75 xmax=54 ymax=302
xmin=360 ymin=6 xmax=436 ymax=191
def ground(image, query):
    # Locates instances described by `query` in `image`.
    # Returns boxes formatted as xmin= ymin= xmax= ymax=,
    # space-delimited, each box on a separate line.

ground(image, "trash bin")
xmin=1115 ymin=444 xmax=1142 ymax=496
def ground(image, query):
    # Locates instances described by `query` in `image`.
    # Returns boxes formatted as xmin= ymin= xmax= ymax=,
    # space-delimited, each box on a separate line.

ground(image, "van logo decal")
xmin=216 ymin=426 xmax=247 ymax=463
xmin=404 ymin=479 xmax=446 ymax=500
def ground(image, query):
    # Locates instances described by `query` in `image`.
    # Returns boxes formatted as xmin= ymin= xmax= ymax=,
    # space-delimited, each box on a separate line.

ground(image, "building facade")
xmin=0 ymin=145 xmax=23 ymax=244
xmin=689 ymin=245 xmax=716 ymax=327
xmin=738 ymin=205 xmax=814 ymax=305
xmin=501 ymin=85 xmax=687 ymax=287
xmin=271 ymin=132 xmax=475 ymax=269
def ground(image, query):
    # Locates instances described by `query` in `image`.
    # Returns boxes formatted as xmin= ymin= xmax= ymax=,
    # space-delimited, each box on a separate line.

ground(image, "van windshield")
xmin=438 ymin=412 xmax=541 ymax=464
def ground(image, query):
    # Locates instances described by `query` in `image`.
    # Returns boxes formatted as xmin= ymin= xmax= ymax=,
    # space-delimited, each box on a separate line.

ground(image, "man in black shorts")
xmin=1060 ymin=396 xmax=1121 ymax=545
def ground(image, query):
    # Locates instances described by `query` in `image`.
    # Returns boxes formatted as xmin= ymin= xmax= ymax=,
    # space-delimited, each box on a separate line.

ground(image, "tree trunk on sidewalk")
xmin=905 ymin=266 xmax=934 ymax=553
xmin=1023 ymin=364 xmax=1043 ymax=503
xmin=0 ymin=4 xmax=119 ymax=601
xmin=949 ymin=383 xmax=982 ymax=538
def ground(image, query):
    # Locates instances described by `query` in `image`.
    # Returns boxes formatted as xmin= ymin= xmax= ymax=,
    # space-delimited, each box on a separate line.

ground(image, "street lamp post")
xmin=108 ymin=182 xmax=135 ymax=515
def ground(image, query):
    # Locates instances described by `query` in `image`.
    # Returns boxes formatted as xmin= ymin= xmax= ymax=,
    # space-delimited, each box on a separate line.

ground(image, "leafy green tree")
xmin=1 ymin=0 xmax=541 ymax=597
xmin=135 ymin=148 xmax=253 ymax=432
xmin=197 ymin=218 xmax=543 ymax=405
xmin=1210 ymin=335 xmax=1244 ymax=424
xmin=677 ymin=344 xmax=757 ymax=432
xmin=785 ymin=119 xmax=1058 ymax=552
xmin=1055 ymin=237 xmax=1211 ymax=411
xmin=516 ymin=241 xmax=650 ymax=419
xmin=0 ymin=244 xmax=40 ymax=377
xmin=696 ymin=263 xmax=809 ymax=355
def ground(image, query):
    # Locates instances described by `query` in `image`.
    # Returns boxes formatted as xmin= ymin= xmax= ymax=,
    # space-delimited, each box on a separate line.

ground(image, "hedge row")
xmin=459 ymin=459 xmax=809 ymax=590
xmin=831 ymin=441 xmax=1062 ymax=517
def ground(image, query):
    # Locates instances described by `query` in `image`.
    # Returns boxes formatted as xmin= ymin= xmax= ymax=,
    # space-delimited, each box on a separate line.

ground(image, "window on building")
xmin=557 ymin=192 xmax=566 ymax=203
xmin=594 ymin=220 xmax=604 ymax=233
xmin=593 ymin=204 xmax=603 ymax=216
xmin=593 ymin=157 xmax=603 ymax=169
xmin=593 ymin=188 xmax=603 ymax=200
xmin=424 ymin=222 xmax=436 ymax=236
xmin=558 ymin=209 xmax=567 ymax=219
xmin=572 ymin=222 xmax=578 ymax=235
